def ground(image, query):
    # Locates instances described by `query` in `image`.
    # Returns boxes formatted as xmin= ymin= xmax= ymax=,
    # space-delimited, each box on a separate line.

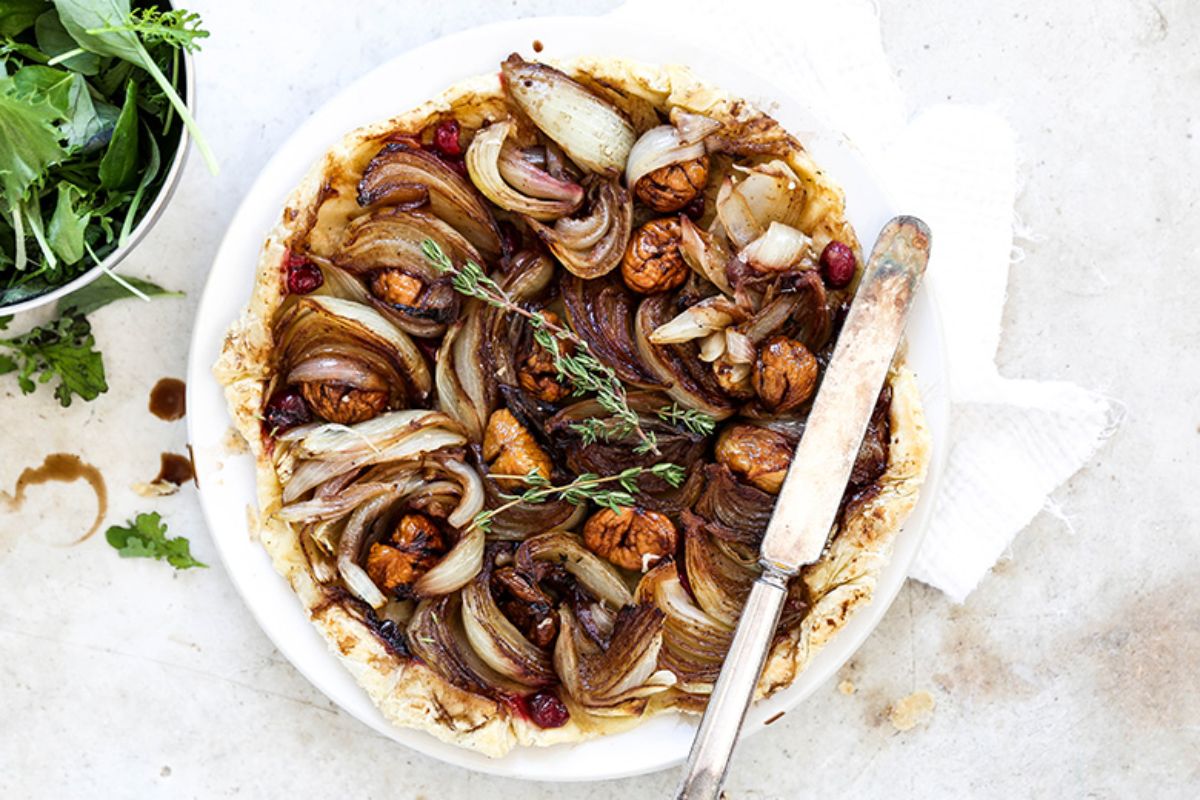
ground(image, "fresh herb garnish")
xmin=0 ymin=308 xmax=105 ymax=405
xmin=0 ymin=271 xmax=177 ymax=402
xmin=0 ymin=1 xmax=213 ymax=306
xmin=473 ymin=464 xmax=686 ymax=533
xmin=104 ymin=511 xmax=207 ymax=569
xmin=656 ymin=402 xmax=716 ymax=437
xmin=422 ymin=238 xmax=661 ymax=455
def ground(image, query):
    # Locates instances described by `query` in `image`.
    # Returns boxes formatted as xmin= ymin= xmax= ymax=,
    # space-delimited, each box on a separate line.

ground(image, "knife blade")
xmin=676 ymin=216 xmax=931 ymax=800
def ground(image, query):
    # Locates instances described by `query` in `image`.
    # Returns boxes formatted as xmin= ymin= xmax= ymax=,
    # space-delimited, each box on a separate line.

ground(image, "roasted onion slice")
xmin=501 ymin=54 xmax=636 ymax=176
xmin=634 ymin=295 xmax=738 ymax=420
xmin=716 ymin=160 xmax=808 ymax=250
xmin=554 ymin=604 xmax=674 ymax=711
xmin=357 ymin=142 xmax=503 ymax=259
xmin=461 ymin=567 xmax=556 ymax=687
xmin=275 ymin=295 xmax=431 ymax=420
xmin=466 ymin=120 xmax=583 ymax=220
xmin=560 ymin=273 xmax=662 ymax=387
xmin=525 ymin=176 xmax=632 ymax=279
xmin=332 ymin=208 xmax=481 ymax=336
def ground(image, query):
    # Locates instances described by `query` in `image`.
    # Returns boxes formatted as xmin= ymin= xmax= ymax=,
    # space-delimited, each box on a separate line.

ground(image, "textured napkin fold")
xmin=610 ymin=0 xmax=1117 ymax=601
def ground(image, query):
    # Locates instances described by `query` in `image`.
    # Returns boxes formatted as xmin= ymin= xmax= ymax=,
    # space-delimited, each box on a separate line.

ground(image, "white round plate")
xmin=187 ymin=16 xmax=949 ymax=783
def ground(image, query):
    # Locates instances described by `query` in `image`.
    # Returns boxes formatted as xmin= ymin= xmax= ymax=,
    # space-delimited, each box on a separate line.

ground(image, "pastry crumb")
xmin=888 ymin=691 xmax=935 ymax=731
xmin=224 ymin=426 xmax=250 ymax=455
xmin=838 ymin=679 xmax=856 ymax=695
xmin=131 ymin=480 xmax=180 ymax=498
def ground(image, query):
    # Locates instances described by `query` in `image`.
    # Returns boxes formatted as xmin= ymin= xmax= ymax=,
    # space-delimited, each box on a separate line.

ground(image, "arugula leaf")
xmin=47 ymin=182 xmax=86 ymax=262
xmin=52 ymin=0 xmax=216 ymax=174
xmin=56 ymin=272 xmax=179 ymax=316
xmin=98 ymin=77 xmax=136 ymax=188
xmin=0 ymin=309 xmax=105 ymax=405
xmin=0 ymin=0 xmax=49 ymax=38
xmin=105 ymin=512 xmax=207 ymax=570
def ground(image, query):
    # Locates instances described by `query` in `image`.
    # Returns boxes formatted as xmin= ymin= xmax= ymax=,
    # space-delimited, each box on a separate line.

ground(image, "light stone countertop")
xmin=2 ymin=1 xmax=1198 ymax=797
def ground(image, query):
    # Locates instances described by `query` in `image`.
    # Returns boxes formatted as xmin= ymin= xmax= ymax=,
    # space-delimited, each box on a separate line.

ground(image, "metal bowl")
xmin=0 ymin=43 xmax=196 ymax=316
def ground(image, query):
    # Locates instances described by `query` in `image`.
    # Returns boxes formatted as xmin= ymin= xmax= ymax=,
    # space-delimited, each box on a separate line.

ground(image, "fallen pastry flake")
xmin=888 ymin=690 xmax=935 ymax=731
xmin=838 ymin=679 xmax=856 ymax=695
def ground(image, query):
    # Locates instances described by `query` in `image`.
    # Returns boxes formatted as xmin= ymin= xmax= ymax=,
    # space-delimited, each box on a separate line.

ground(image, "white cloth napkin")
xmin=611 ymin=0 xmax=1117 ymax=601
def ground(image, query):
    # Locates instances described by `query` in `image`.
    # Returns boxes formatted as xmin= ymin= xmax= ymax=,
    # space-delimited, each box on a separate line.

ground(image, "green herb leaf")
xmin=47 ymin=182 xmax=86 ymax=262
xmin=98 ymin=77 xmax=136 ymax=188
xmin=0 ymin=77 xmax=66 ymax=211
xmin=52 ymin=0 xmax=217 ymax=174
xmin=0 ymin=309 xmax=105 ymax=405
xmin=89 ymin=7 xmax=209 ymax=53
xmin=105 ymin=512 xmax=207 ymax=569
xmin=34 ymin=7 xmax=98 ymax=75
xmin=56 ymin=271 xmax=179 ymax=316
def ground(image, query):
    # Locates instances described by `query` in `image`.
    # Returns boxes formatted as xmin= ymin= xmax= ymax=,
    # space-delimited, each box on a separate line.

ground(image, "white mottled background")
xmin=2 ymin=1 xmax=1198 ymax=797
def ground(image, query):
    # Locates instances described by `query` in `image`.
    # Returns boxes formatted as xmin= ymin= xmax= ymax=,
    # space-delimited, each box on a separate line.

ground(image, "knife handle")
xmin=675 ymin=567 xmax=790 ymax=800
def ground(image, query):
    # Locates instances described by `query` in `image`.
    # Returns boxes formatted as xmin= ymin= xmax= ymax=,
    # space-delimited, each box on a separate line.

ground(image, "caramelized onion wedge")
xmin=560 ymin=273 xmax=663 ymax=387
xmin=467 ymin=120 xmax=583 ymax=220
xmin=554 ymin=604 xmax=674 ymax=709
xmin=358 ymin=143 xmax=502 ymax=258
xmin=408 ymin=595 xmax=525 ymax=697
xmin=679 ymin=215 xmax=735 ymax=295
xmin=461 ymin=571 xmax=555 ymax=686
xmin=501 ymin=54 xmax=636 ymax=176
xmin=648 ymin=296 xmax=742 ymax=345
xmin=738 ymin=221 xmax=815 ymax=272
xmin=635 ymin=561 xmax=732 ymax=691
xmin=498 ymin=143 xmax=585 ymax=206
xmin=412 ymin=526 xmax=485 ymax=597
xmin=515 ymin=532 xmax=633 ymax=608
xmin=717 ymin=160 xmax=808 ymax=250
xmin=525 ymin=177 xmax=632 ymax=279
xmin=635 ymin=296 xmax=738 ymax=420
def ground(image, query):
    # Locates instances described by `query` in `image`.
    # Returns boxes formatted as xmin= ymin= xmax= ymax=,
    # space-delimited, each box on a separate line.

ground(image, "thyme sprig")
xmin=422 ymin=239 xmax=660 ymax=454
xmin=656 ymin=402 xmax=716 ymax=437
xmin=473 ymin=464 xmax=686 ymax=533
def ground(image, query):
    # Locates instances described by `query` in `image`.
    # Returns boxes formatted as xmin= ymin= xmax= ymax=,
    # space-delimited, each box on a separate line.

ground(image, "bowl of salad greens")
xmin=0 ymin=0 xmax=215 ymax=314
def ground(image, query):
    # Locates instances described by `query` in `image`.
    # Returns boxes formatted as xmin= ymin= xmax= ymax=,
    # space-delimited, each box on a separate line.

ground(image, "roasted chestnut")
xmin=300 ymin=381 xmax=388 ymax=425
xmin=582 ymin=506 xmax=678 ymax=571
xmin=621 ymin=217 xmax=689 ymax=294
xmin=483 ymin=409 xmax=553 ymax=488
xmin=752 ymin=335 xmax=819 ymax=413
xmin=366 ymin=513 xmax=447 ymax=596
xmin=715 ymin=423 xmax=793 ymax=494
xmin=635 ymin=155 xmax=709 ymax=213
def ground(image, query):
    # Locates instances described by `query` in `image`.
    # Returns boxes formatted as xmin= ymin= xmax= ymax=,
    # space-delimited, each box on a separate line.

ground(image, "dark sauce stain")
xmin=149 ymin=378 xmax=186 ymax=421
xmin=1 ymin=453 xmax=107 ymax=543
xmin=153 ymin=452 xmax=194 ymax=487
xmin=532 ymin=39 xmax=544 ymax=53
xmin=764 ymin=711 xmax=785 ymax=725
xmin=185 ymin=444 xmax=199 ymax=489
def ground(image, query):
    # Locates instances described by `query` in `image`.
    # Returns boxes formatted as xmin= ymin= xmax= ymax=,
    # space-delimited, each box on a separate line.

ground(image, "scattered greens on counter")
xmin=0 ymin=0 xmax=213 ymax=308
xmin=105 ymin=511 xmax=207 ymax=569
xmin=0 ymin=271 xmax=177 ymax=405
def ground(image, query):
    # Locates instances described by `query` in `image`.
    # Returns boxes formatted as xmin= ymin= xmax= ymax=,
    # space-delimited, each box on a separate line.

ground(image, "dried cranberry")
xmin=431 ymin=119 xmax=463 ymax=157
xmin=525 ymin=690 xmax=570 ymax=729
xmin=683 ymin=193 xmax=706 ymax=221
xmin=285 ymin=254 xmax=324 ymax=295
xmin=820 ymin=241 xmax=857 ymax=289
xmin=263 ymin=387 xmax=311 ymax=435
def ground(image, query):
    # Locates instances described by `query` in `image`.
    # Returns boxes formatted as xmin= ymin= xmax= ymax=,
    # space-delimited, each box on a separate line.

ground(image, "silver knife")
xmin=676 ymin=216 xmax=931 ymax=800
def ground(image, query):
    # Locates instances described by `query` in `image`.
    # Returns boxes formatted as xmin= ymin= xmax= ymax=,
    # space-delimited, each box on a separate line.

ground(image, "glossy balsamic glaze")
xmin=149 ymin=377 xmax=186 ymax=421
xmin=1 ymin=453 xmax=107 ymax=542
